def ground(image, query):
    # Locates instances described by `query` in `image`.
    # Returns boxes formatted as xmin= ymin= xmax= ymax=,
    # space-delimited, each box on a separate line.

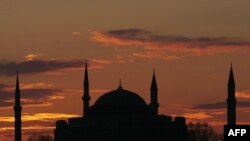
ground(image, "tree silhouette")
xmin=26 ymin=133 xmax=53 ymax=141
xmin=187 ymin=122 xmax=223 ymax=141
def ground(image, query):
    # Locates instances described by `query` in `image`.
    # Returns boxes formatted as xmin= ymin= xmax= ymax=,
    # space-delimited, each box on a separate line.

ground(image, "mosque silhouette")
xmin=54 ymin=62 xmax=188 ymax=141
xmin=12 ymin=62 xmax=238 ymax=141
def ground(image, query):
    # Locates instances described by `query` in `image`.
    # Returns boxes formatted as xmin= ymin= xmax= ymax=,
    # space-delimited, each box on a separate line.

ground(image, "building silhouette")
xmin=54 ymin=62 xmax=188 ymax=141
xmin=227 ymin=64 xmax=237 ymax=125
xmin=14 ymin=72 xmax=22 ymax=141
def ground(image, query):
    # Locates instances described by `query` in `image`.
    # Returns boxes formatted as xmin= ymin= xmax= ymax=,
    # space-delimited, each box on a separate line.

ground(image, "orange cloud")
xmin=0 ymin=83 xmax=66 ymax=108
xmin=91 ymin=31 xmax=145 ymax=46
xmin=0 ymin=113 xmax=79 ymax=123
xmin=236 ymin=91 xmax=250 ymax=99
xmin=181 ymin=112 xmax=213 ymax=120
xmin=24 ymin=54 xmax=40 ymax=61
xmin=90 ymin=58 xmax=112 ymax=64
xmin=3 ymin=82 xmax=53 ymax=91
xmin=0 ymin=126 xmax=54 ymax=132
xmin=132 ymin=52 xmax=182 ymax=60
xmin=21 ymin=82 xmax=53 ymax=89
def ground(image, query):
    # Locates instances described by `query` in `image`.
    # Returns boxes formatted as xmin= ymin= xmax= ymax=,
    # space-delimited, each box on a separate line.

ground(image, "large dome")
xmin=90 ymin=87 xmax=149 ymax=116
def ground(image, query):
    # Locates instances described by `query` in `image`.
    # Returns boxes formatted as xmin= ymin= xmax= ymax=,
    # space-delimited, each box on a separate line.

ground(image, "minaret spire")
xmin=84 ymin=60 xmax=89 ymax=87
xmin=151 ymin=69 xmax=158 ymax=90
xmin=227 ymin=63 xmax=236 ymax=125
xmin=14 ymin=72 xmax=22 ymax=141
xmin=150 ymin=69 xmax=159 ymax=116
xmin=228 ymin=63 xmax=235 ymax=86
xmin=82 ymin=60 xmax=91 ymax=117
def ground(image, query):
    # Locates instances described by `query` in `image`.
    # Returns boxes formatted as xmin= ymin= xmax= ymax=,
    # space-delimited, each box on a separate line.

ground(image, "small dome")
xmin=90 ymin=88 xmax=149 ymax=116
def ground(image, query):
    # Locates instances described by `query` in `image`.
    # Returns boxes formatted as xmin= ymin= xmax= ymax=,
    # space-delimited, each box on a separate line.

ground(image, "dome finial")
xmin=118 ymin=78 xmax=123 ymax=90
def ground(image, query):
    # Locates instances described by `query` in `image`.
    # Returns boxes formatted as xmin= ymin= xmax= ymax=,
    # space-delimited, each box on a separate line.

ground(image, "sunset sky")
xmin=1 ymin=0 xmax=250 ymax=140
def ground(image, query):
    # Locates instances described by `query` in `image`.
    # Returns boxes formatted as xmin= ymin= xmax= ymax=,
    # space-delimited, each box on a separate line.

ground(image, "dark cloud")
xmin=0 ymin=83 xmax=62 ymax=108
xmin=0 ymin=59 xmax=83 ymax=76
xmin=0 ymin=58 xmax=111 ymax=76
xmin=192 ymin=102 xmax=226 ymax=109
xmin=107 ymin=29 xmax=152 ymax=40
xmin=103 ymin=28 xmax=250 ymax=47
xmin=192 ymin=101 xmax=250 ymax=110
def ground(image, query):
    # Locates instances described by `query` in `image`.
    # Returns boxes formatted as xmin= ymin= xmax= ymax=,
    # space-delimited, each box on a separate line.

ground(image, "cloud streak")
xmin=0 ymin=113 xmax=78 ymax=122
xmin=192 ymin=101 xmax=250 ymax=110
xmin=0 ymin=59 xmax=83 ymax=76
xmin=181 ymin=112 xmax=213 ymax=120
xmin=236 ymin=91 xmax=250 ymax=99
xmin=0 ymin=58 xmax=111 ymax=76
xmin=91 ymin=29 xmax=250 ymax=59
xmin=0 ymin=83 xmax=64 ymax=108
xmin=24 ymin=54 xmax=40 ymax=61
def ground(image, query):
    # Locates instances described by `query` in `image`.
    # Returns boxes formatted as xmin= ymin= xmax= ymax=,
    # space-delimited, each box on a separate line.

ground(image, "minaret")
xmin=14 ymin=72 xmax=22 ymax=141
xmin=150 ymin=70 xmax=159 ymax=116
xmin=82 ymin=60 xmax=90 ymax=117
xmin=227 ymin=64 xmax=236 ymax=125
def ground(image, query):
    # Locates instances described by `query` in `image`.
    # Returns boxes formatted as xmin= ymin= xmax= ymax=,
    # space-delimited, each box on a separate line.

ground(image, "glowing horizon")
xmin=1 ymin=0 xmax=250 ymax=140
